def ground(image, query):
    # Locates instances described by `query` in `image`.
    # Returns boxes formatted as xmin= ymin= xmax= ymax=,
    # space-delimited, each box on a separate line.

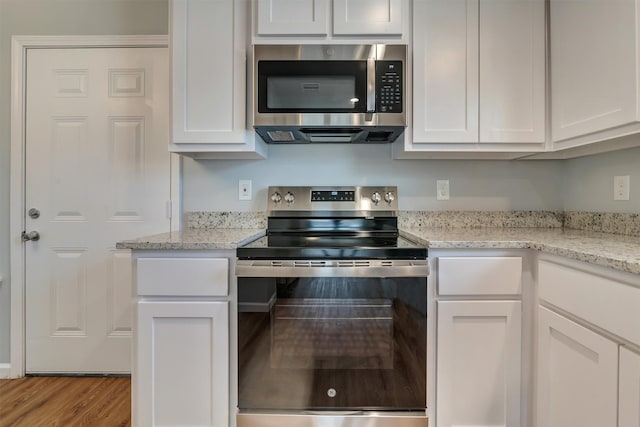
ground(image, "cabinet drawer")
xmin=137 ymin=258 xmax=228 ymax=296
xmin=438 ymin=257 xmax=522 ymax=296
xmin=539 ymin=259 xmax=640 ymax=346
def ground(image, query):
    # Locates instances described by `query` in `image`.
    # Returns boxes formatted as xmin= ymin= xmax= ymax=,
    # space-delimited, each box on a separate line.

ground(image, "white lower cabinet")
xmin=434 ymin=253 xmax=526 ymax=427
xmin=537 ymin=256 xmax=640 ymax=427
xmin=619 ymin=346 xmax=640 ymax=427
xmin=135 ymin=300 xmax=229 ymax=427
xmin=536 ymin=306 xmax=618 ymax=427
xmin=437 ymin=300 xmax=522 ymax=427
xmin=132 ymin=253 xmax=233 ymax=427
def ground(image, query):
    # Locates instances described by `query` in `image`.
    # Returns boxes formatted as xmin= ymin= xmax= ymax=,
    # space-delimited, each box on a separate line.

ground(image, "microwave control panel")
xmin=376 ymin=61 xmax=403 ymax=113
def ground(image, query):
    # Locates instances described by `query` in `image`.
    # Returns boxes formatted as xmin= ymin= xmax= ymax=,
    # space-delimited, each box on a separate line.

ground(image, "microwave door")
xmin=258 ymin=60 xmax=367 ymax=114
xmin=267 ymin=76 xmax=358 ymax=111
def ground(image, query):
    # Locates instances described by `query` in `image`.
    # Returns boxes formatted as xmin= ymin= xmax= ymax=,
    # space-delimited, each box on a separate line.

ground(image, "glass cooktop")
xmin=236 ymin=234 xmax=426 ymax=260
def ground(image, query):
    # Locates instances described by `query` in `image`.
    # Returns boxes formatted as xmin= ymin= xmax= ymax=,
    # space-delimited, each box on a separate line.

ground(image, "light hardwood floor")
xmin=0 ymin=376 xmax=130 ymax=426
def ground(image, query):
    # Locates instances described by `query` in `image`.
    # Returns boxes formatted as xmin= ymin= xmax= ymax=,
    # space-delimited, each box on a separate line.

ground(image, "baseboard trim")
xmin=0 ymin=363 xmax=13 ymax=378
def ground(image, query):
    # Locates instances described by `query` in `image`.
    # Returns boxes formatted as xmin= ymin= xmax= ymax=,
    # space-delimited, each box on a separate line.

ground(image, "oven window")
xmin=238 ymin=276 xmax=427 ymax=411
xmin=257 ymin=60 xmax=367 ymax=113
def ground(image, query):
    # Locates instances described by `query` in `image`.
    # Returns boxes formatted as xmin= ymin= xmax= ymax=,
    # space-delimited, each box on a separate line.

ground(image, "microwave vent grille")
xmin=267 ymin=130 xmax=295 ymax=142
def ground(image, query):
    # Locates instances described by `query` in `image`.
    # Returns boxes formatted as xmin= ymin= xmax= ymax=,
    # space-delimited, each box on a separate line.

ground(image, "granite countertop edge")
xmin=115 ymin=229 xmax=266 ymax=251
xmin=400 ymin=227 xmax=640 ymax=276
xmin=116 ymin=227 xmax=640 ymax=276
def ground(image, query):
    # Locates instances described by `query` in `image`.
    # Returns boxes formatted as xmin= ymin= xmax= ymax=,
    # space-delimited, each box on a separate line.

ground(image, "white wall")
xmin=562 ymin=145 xmax=640 ymax=212
xmin=0 ymin=0 xmax=168 ymax=363
xmin=182 ymin=144 xmax=566 ymax=212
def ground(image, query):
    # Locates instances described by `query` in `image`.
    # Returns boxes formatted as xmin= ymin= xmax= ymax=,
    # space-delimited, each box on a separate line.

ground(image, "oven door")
xmin=236 ymin=261 xmax=427 ymax=412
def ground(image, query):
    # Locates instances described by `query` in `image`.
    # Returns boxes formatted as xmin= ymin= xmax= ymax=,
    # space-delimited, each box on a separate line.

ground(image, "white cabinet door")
xmin=135 ymin=301 xmax=229 ymax=427
xmin=550 ymin=0 xmax=637 ymax=142
xmin=479 ymin=0 xmax=545 ymax=143
xmin=171 ymin=0 xmax=266 ymax=158
xmin=437 ymin=300 xmax=522 ymax=427
xmin=619 ymin=346 xmax=640 ymax=427
xmin=412 ymin=0 xmax=544 ymax=147
xmin=413 ymin=0 xmax=479 ymax=143
xmin=255 ymin=0 xmax=404 ymax=37
xmin=333 ymin=0 xmax=403 ymax=35
xmin=256 ymin=0 xmax=328 ymax=35
xmin=537 ymin=306 xmax=618 ymax=427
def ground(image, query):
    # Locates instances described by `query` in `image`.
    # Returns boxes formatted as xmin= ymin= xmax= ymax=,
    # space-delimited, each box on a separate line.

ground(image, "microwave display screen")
xmin=267 ymin=76 xmax=357 ymax=110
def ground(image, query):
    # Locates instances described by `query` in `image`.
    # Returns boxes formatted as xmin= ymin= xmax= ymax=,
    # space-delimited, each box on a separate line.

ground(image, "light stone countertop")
xmin=116 ymin=227 xmax=640 ymax=276
xmin=115 ymin=228 xmax=266 ymax=251
xmin=401 ymin=227 xmax=640 ymax=275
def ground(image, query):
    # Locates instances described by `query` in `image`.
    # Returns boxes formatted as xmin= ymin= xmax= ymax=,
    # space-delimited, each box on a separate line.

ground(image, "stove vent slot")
xmin=270 ymin=261 xmax=284 ymax=267
xmin=381 ymin=261 xmax=394 ymax=266
xmin=294 ymin=261 xmax=326 ymax=267
xmin=337 ymin=260 xmax=371 ymax=267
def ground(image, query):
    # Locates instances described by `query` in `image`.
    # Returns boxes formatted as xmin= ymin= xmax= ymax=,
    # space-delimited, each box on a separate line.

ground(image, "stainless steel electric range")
xmin=235 ymin=186 xmax=429 ymax=427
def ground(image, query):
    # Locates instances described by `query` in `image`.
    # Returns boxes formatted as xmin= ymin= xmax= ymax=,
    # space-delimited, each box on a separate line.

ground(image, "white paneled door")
xmin=25 ymin=47 xmax=171 ymax=373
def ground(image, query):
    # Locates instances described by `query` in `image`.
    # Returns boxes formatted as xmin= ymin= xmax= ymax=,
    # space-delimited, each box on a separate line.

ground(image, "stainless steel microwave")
xmin=251 ymin=44 xmax=407 ymax=144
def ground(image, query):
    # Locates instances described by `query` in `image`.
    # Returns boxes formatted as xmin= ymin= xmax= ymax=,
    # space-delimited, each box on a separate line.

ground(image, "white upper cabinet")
xmin=332 ymin=0 xmax=403 ymax=36
xmin=256 ymin=0 xmax=329 ymax=35
xmin=399 ymin=0 xmax=546 ymax=159
xmin=479 ymin=0 xmax=546 ymax=144
xmin=254 ymin=0 xmax=408 ymax=42
xmin=550 ymin=0 xmax=640 ymax=151
xmin=413 ymin=0 xmax=479 ymax=144
xmin=171 ymin=0 xmax=267 ymax=159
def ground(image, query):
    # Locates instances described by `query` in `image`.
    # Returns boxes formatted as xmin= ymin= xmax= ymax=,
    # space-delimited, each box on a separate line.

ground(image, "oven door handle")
xmin=235 ymin=259 xmax=429 ymax=278
xmin=304 ymin=410 xmax=366 ymax=416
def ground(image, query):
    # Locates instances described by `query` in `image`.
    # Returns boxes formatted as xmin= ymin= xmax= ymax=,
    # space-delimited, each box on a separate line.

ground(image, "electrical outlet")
xmin=436 ymin=180 xmax=450 ymax=201
xmin=239 ymin=180 xmax=252 ymax=201
xmin=614 ymin=175 xmax=630 ymax=201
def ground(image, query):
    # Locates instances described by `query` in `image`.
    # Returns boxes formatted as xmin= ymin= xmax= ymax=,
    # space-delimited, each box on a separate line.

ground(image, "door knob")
xmin=22 ymin=230 xmax=40 ymax=242
xmin=28 ymin=208 xmax=40 ymax=219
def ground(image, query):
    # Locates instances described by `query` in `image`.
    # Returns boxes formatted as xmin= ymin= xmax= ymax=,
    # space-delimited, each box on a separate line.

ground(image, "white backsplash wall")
xmin=183 ymin=143 xmax=565 ymax=212
xmin=563 ymin=145 xmax=640 ymax=213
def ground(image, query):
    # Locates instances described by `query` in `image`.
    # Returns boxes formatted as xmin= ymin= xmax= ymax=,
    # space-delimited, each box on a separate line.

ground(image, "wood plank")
xmin=0 ymin=376 xmax=130 ymax=426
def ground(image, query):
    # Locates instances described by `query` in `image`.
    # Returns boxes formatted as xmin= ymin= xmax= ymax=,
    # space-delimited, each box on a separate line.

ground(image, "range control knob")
xmin=384 ymin=192 xmax=395 ymax=204
xmin=271 ymin=192 xmax=282 ymax=204
xmin=284 ymin=192 xmax=295 ymax=205
xmin=371 ymin=192 xmax=382 ymax=205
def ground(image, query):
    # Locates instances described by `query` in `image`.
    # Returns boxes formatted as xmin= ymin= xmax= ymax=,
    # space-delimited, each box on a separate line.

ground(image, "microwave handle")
xmin=367 ymin=57 xmax=376 ymax=113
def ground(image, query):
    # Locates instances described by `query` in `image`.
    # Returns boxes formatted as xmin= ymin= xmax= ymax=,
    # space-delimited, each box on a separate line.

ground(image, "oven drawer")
xmin=438 ymin=257 xmax=522 ymax=296
xmin=137 ymin=257 xmax=228 ymax=296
